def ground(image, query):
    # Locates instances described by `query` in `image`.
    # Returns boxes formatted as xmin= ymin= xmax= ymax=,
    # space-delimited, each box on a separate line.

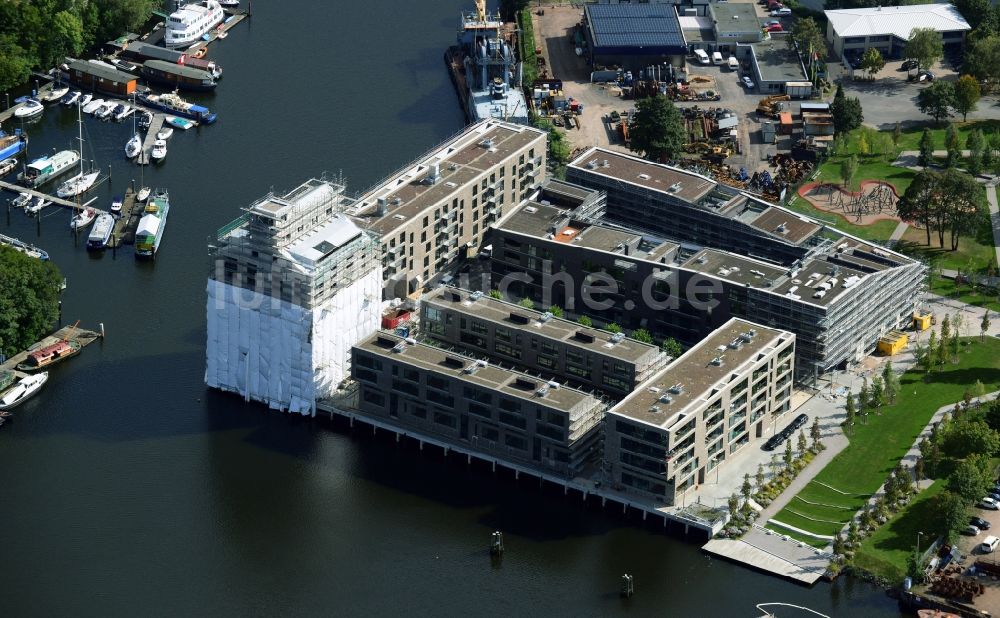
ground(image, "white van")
xmin=693 ymin=49 xmax=710 ymax=65
xmin=981 ymin=535 xmax=1000 ymax=553
xmin=727 ymin=56 xmax=739 ymax=71
xmin=712 ymin=51 xmax=724 ymax=65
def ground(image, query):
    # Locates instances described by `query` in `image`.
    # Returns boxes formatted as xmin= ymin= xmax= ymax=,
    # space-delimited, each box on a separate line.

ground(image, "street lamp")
xmin=916 ymin=531 xmax=925 ymax=557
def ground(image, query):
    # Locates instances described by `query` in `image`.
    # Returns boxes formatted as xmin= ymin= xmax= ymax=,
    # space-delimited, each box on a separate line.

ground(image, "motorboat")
xmin=61 ymin=90 xmax=81 ymax=106
xmin=114 ymin=104 xmax=134 ymax=122
xmin=43 ymin=86 xmax=69 ymax=102
xmin=93 ymin=103 xmax=114 ymax=119
xmin=136 ymin=187 xmax=151 ymax=202
xmin=110 ymin=196 xmax=124 ymax=216
xmin=138 ymin=111 xmax=153 ymax=129
xmin=217 ymin=30 xmax=228 ymax=39
xmin=86 ymin=213 xmax=115 ymax=250
xmin=14 ymin=99 xmax=43 ymax=119
xmin=82 ymin=98 xmax=105 ymax=114
xmin=219 ymin=0 xmax=238 ymax=6
xmin=79 ymin=93 xmax=93 ymax=107
xmin=110 ymin=58 xmax=140 ymax=74
xmin=109 ymin=103 xmax=125 ymax=120
xmin=125 ymin=133 xmax=142 ymax=158
xmin=151 ymin=139 xmax=167 ymax=161
xmin=165 ymin=116 xmax=195 ymax=130
xmin=0 ymin=373 xmax=48 ymax=411
xmin=18 ymin=150 xmax=80 ymax=187
xmin=138 ymin=91 xmax=216 ymax=124
xmin=12 ymin=192 xmax=32 ymax=209
xmin=156 ymin=127 xmax=174 ymax=140
xmin=0 ymin=157 xmax=17 ymax=177
xmin=70 ymin=207 xmax=97 ymax=230
xmin=25 ymin=196 xmax=49 ymax=216
xmin=165 ymin=1 xmax=225 ymax=48
xmin=0 ymin=234 xmax=48 ymax=260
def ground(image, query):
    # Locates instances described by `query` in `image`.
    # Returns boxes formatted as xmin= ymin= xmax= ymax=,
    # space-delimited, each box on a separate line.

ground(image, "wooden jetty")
xmin=136 ymin=114 xmax=166 ymax=166
xmin=0 ymin=180 xmax=100 ymax=212
xmin=109 ymin=187 xmax=143 ymax=247
xmin=0 ymin=323 xmax=102 ymax=380
xmin=186 ymin=10 xmax=248 ymax=55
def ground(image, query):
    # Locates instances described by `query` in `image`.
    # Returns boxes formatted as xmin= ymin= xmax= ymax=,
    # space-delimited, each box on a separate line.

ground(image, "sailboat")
xmin=124 ymin=93 xmax=142 ymax=159
xmin=56 ymin=101 xmax=99 ymax=199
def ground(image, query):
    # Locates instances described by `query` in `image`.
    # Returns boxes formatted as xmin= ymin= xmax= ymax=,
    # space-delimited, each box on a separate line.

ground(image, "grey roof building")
xmin=584 ymin=4 xmax=688 ymax=71
xmin=709 ymin=3 xmax=763 ymax=44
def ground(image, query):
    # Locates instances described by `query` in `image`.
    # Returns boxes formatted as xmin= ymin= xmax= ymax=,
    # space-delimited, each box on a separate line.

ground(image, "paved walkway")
xmin=886 ymin=221 xmax=909 ymax=248
xmin=760 ymin=429 xmax=849 ymax=521
xmin=987 ymin=183 xmax=1000 ymax=271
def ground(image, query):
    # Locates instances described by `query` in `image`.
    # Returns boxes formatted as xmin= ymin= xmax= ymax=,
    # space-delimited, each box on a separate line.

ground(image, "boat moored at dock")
xmin=165 ymin=0 xmax=225 ymax=48
xmin=16 ymin=338 xmax=81 ymax=371
xmin=0 ymin=373 xmax=48 ymax=410
xmin=0 ymin=233 xmax=49 ymax=260
xmin=70 ymin=207 xmax=97 ymax=230
xmin=86 ymin=213 xmax=115 ymax=250
xmin=0 ymin=127 xmax=27 ymax=162
xmin=14 ymin=99 xmax=44 ymax=119
xmin=43 ymin=86 xmax=69 ymax=103
xmin=165 ymin=116 xmax=196 ymax=130
xmin=18 ymin=150 xmax=80 ymax=187
xmin=141 ymin=59 xmax=217 ymax=91
xmin=135 ymin=189 xmax=169 ymax=259
xmin=138 ymin=91 xmax=216 ymax=124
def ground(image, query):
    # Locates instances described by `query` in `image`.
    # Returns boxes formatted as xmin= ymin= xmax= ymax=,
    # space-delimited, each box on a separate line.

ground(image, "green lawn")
xmin=851 ymin=481 xmax=945 ymax=583
xmin=768 ymin=338 xmax=1000 ymax=539
xmin=814 ymin=156 xmax=916 ymax=195
xmin=893 ymin=120 xmax=1000 ymax=152
xmin=929 ymin=277 xmax=1000 ymax=313
xmin=894 ymin=226 xmax=998 ymax=275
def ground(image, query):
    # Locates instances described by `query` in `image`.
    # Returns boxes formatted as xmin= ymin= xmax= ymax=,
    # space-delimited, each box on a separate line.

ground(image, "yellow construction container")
xmin=877 ymin=331 xmax=909 ymax=356
xmin=912 ymin=313 xmax=932 ymax=331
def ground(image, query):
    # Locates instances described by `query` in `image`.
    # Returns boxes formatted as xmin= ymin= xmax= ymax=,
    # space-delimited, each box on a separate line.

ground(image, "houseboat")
xmin=86 ymin=213 xmax=115 ymax=250
xmin=135 ymin=189 xmax=169 ymax=259
xmin=16 ymin=340 xmax=82 ymax=372
xmin=18 ymin=150 xmax=80 ymax=187
xmin=140 ymin=60 xmax=217 ymax=91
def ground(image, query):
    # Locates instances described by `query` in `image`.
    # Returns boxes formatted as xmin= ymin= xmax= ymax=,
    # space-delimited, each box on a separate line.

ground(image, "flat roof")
xmin=749 ymin=36 xmax=807 ymax=83
xmin=248 ymin=178 xmax=339 ymax=220
xmin=568 ymin=149 xmax=717 ymax=205
xmin=610 ymin=318 xmax=791 ymax=428
xmin=585 ymin=4 xmax=686 ymax=50
xmin=425 ymin=286 xmax=662 ymax=364
xmin=352 ymin=120 xmax=545 ymax=237
xmin=66 ymin=59 xmax=136 ymax=85
xmin=357 ymin=332 xmax=601 ymax=414
xmin=769 ymin=257 xmax=868 ymax=307
xmin=143 ymin=59 xmax=211 ymax=80
xmin=749 ymin=207 xmax=822 ymax=244
xmin=710 ymin=3 xmax=763 ymax=34
xmin=285 ymin=214 xmax=362 ymax=265
xmin=825 ymin=3 xmax=970 ymax=40
xmin=682 ymin=248 xmax=786 ymax=287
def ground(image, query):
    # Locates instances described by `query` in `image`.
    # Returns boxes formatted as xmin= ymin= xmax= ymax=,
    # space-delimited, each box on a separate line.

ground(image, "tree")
xmin=858 ymin=378 xmax=870 ymax=422
xmin=848 ymin=519 xmax=860 ymax=545
xmin=548 ymin=305 xmax=563 ymax=318
xmin=0 ymin=246 xmax=63 ymax=357
xmin=631 ymin=328 xmax=653 ymax=344
xmin=893 ymin=122 xmax=903 ymax=148
xmin=927 ymin=330 xmax=939 ymax=369
xmin=628 ymin=95 xmax=685 ymax=162
xmin=954 ymin=75 xmax=982 ymax=122
xmin=947 ymin=457 xmax=991 ymax=503
xmin=577 ymin=315 xmax=592 ymax=327
xmin=784 ymin=439 xmax=793 ymax=468
xmin=0 ymin=35 xmax=32 ymax=93
xmin=967 ymin=129 xmax=986 ymax=175
xmin=906 ymin=27 xmax=945 ymax=72
xmin=949 ymin=331 xmax=961 ymax=361
xmin=869 ymin=376 xmax=885 ymax=414
xmin=742 ymin=473 xmax=753 ymax=504
xmin=831 ymin=83 xmax=863 ymax=134
xmin=917 ymin=81 xmax=955 ymax=123
xmin=810 ymin=416 xmax=822 ymax=450
xmin=982 ymin=309 xmax=991 ymax=341
xmin=939 ymin=168 xmax=988 ymax=250
xmin=44 ymin=11 xmax=85 ymax=68
xmin=841 ymin=154 xmax=858 ymax=188
xmin=945 ymin=123 xmax=961 ymax=168
xmin=941 ymin=419 xmax=1000 ymax=459
xmin=727 ymin=493 xmax=740 ymax=515
xmin=833 ymin=533 xmax=846 ymax=556
xmin=941 ymin=313 xmax=951 ymax=342
xmin=934 ymin=490 xmax=970 ymax=543
xmin=860 ymin=47 xmax=885 ymax=79
xmin=661 ymin=337 xmax=683 ymax=358
xmin=797 ymin=429 xmax=808 ymax=455
xmin=788 ymin=17 xmax=825 ymax=58
xmin=518 ymin=297 xmax=534 ymax=309
xmin=756 ymin=463 xmax=765 ymax=491
xmin=965 ymin=35 xmax=1000 ymax=90
xmin=915 ymin=456 xmax=925 ymax=481
xmin=954 ymin=0 xmax=994 ymax=31
xmin=882 ymin=361 xmax=899 ymax=404
xmin=918 ymin=128 xmax=935 ymax=167
xmin=987 ymin=400 xmax=1000 ymax=432
xmin=857 ymin=132 xmax=870 ymax=156
xmin=605 ymin=322 xmax=622 ymax=334
xmin=845 ymin=395 xmax=856 ymax=433
xmin=489 ymin=289 xmax=502 ymax=299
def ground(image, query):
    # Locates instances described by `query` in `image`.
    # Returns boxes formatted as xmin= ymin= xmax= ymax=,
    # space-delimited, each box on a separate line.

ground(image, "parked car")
xmin=964 ymin=525 xmax=982 ymax=536
xmin=901 ymin=59 xmax=918 ymax=71
xmin=765 ymin=23 xmax=783 ymax=32
xmin=980 ymin=497 xmax=1000 ymax=510
xmin=990 ymin=491 xmax=1000 ymax=502
xmin=918 ymin=71 xmax=935 ymax=82
xmin=771 ymin=7 xmax=792 ymax=16
xmin=792 ymin=414 xmax=809 ymax=430
xmin=971 ymin=517 xmax=992 ymax=530
xmin=982 ymin=535 xmax=1000 ymax=553
xmin=742 ymin=76 xmax=756 ymax=89
xmin=765 ymin=19 xmax=781 ymax=27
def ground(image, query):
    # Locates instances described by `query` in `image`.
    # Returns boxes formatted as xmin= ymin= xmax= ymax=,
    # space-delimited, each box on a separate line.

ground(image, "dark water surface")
xmin=0 ymin=1 xmax=900 ymax=615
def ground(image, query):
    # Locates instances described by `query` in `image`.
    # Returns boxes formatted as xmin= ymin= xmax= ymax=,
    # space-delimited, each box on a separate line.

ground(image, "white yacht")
xmin=125 ymin=133 xmax=142 ymax=158
xmin=165 ymin=1 xmax=225 ymax=48
xmin=151 ymin=139 xmax=167 ymax=161
xmin=0 ymin=373 xmax=48 ymax=411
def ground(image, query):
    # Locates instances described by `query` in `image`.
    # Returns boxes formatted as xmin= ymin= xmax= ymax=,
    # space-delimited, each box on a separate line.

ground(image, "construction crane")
xmin=62 ymin=320 xmax=80 ymax=342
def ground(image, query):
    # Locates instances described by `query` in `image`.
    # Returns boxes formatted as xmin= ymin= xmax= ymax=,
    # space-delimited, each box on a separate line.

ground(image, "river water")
xmin=0 ymin=1 xmax=901 ymax=615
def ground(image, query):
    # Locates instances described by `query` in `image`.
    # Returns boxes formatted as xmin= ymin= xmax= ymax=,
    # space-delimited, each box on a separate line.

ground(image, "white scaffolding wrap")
xmin=204 ymin=271 xmax=381 ymax=415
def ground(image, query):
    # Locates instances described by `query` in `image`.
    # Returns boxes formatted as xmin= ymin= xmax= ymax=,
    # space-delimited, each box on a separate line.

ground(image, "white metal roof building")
xmin=824 ymin=4 xmax=970 ymax=58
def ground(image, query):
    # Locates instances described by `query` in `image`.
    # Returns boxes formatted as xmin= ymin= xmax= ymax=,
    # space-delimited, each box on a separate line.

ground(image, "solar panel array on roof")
xmin=585 ymin=4 xmax=686 ymax=51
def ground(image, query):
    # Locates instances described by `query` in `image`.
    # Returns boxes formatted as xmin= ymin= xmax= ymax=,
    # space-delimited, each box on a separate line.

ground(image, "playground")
xmin=797 ymin=181 xmax=901 ymax=226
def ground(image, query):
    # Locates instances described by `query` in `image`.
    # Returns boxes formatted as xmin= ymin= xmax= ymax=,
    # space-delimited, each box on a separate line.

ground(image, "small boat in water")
xmin=87 ymin=213 xmax=115 ymax=250
xmin=0 ymin=233 xmax=47 ymax=260
xmin=94 ymin=103 xmax=114 ymax=119
xmin=70 ymin=207 xmax=97 ymax=230
xmin=61 ymin=91 xmax=81 ymax=106
xmin=0 ymin=157 xmax=17 ymax=177
xmin=82 ymin=98 xmax=105 ymax=114
xmin=12 ymin=192 xmax=32 ymax=208
xmin=138 ymin=111 xmax=153 ymax=129
xmin=125 ymin=133 xmax=142 ymax=158
xmin=79 ymin=93 xmax=93 ymax=107
xmin=0 ymin=373 xmax=48 ymax=410
xmin=219 ymin=0 xmax=238 ymax=6
xmin=156 ymin=127 xmax=174 ymax=140
xmin=110 ymin=196 xmax=124 ymax=216
xmin=43 ymin=86 xmax=69 ymax=103
xmin=115 ymin=104 xmax=134 ymax=122
xmin=25 ymin=196 xmax=49 ymax=216
xmin=14 ymin=99 xmax=43 ymax=119
xmin=136 ymin=187 xmax=151 ymax=202
xmin=165 ymin=116 xmax=196 ymax=130
xmin=151 ymin=139 xmax=167 ymax=161
xmin=108 ymin=103 xmax=125 ymax=120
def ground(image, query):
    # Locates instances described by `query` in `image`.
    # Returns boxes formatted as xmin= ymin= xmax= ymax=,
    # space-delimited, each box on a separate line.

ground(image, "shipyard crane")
xmin=62 ymin=320 xmax=80 ymax=342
